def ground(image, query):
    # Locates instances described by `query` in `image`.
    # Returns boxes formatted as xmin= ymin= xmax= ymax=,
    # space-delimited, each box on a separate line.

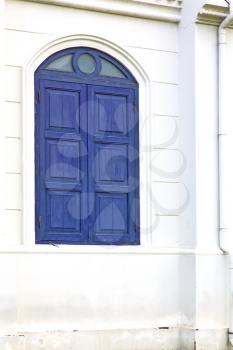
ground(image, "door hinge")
xmin=37 ymin=89 xmax=41 ymax=104
xmin=38 ymin=215 xmax=42 ymax=228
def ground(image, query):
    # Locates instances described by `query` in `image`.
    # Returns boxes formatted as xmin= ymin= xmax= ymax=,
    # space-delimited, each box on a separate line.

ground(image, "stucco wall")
xmin=0 ymin=1 xmax=229 ymax=349
xmin=3 ymin=0 xmax=181 ymax=245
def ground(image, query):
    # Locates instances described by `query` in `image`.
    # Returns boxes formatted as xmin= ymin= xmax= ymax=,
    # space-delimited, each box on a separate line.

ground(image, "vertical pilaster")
xmin=0 ymin=0 xmax=5 ymax=241
xmin=179 ymin=1 xmax=228 ymax=348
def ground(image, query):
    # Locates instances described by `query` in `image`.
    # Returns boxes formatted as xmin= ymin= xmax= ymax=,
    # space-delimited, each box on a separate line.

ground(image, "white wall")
xmin=194 ymin=23 xmax=227 ymax=330
xmin=3 ymin=0 xmax=182 ymax=248
xmin=0 ymin=253 xmax=182 ymax=332
xmin=1 ymin=0 xmax=185 ymax=341
xmin=0 ymin=0 xmax=229 ymax=349
xmin=178 ymin=0 xmax=228 ymax=344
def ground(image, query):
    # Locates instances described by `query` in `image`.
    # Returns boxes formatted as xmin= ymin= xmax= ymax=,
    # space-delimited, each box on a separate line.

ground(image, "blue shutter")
xmin=35 ymin=77 xmax=139 ymax=245
xmin=35 ymin=79 xmax=88 ymax=244
xmin=88 ymin=85 xmax=139 ymax=244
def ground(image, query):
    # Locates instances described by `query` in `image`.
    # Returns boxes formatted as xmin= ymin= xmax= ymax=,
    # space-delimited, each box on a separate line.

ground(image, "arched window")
xmin=35 ymin=47 xmax=139 ymax=245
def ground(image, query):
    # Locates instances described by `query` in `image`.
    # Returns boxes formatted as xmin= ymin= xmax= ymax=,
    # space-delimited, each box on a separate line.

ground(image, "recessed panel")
xmin=96 ymin=94 xmax=127 ymax=135
xmin=96 ymin=144 xmax=128 ymax=183
xmin=46 ymin=140 xmax=80 ymax=181
xmin=47 ymin=191 xmax=81 ymax=232
xmin=47 ymin=89 xmax=80 ymax=131
xmin=95 ymin=193 xmax=128 ymax=233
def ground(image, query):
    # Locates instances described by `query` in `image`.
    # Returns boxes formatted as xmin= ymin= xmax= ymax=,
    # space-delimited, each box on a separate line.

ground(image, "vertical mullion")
xmin=80 ymin=83 xmax=89 ymax=243
xmin=87 ymin=85 xmax=95 ymax=244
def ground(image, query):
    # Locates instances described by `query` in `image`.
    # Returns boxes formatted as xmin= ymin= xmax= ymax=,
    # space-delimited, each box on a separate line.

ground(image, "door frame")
xmin=22 ymin=34 xmax=152 ymax=249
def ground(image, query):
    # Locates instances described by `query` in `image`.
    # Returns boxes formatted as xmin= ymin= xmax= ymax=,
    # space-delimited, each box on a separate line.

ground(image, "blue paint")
xmin=35 ymin=48 xmax=139 ymax=245
xmin=73 ymin=48 xmax=101 ymax=77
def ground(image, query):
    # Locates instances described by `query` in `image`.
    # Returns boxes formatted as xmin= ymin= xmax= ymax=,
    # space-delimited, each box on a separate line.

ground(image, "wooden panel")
xmin=47 ymin=191 xmax=81 ymax=232
xmin=46 ymin=89 xmax=79 ymax=131
xmin=96 ymin=144 xmax=128 ymax=184
xmin=46 ymin=140 xmax=80 ymax=182
xmin=35 ymin=79 xmax=88 ymax=244
xmin=95 ymin=193 xmax=128 ymax=234
xmin=88 ymin=85 xmax=139 ymax=244
xmin=96 ymin=94 xmax=127 ymax=135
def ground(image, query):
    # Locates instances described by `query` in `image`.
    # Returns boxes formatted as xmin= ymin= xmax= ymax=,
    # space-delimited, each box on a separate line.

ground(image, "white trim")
xmin=22 ymin=34 xmax=152 ymax=247
xmin=0 ymin=0 xmax=5 ymax=239
xmin=23 ymin=0 xmax=181 ymax=23
xmin=197 ymin=3 xmax=232 ymax=27
xmin=0 ymin=246 xmax=224 ymax=255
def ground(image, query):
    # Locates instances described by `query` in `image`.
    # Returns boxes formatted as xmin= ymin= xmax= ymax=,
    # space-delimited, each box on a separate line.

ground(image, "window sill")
xmin=0 ymin=245 xmax=224 ymax=255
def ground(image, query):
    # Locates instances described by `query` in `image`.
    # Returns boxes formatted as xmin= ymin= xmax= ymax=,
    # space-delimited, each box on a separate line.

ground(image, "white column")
xmin=0 ymin=0 xmax=5 ymax=239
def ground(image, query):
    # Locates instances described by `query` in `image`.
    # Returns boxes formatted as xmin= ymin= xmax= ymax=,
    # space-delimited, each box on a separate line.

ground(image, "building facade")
xmin=0 ymin=0 xmax=232 ymax=349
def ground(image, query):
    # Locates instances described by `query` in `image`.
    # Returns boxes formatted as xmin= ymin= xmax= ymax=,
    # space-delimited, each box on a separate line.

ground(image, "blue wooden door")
xmin=35 ymin=79 xmax=88 ymax=243
xmin=87 ymin=85 xmax=139 ymax=244
xmin=35 ymin=79 xmax=139 ymax=245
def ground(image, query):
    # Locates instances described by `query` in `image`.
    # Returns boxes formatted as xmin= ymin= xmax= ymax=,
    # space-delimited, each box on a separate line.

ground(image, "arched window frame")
xmin=39 ymin=47 xmax=136 ymax=83
xmin=22 ymin=35 xmax=152 ymax=250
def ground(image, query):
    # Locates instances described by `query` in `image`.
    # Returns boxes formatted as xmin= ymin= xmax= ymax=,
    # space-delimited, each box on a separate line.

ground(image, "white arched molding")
xmin=22 ymin=34 xmax=152 ymax=248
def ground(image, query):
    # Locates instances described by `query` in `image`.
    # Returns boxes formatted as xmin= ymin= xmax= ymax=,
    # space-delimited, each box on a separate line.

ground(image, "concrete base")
xmin=180 ymin=329 xmax=229 ymax=350
xmin=0 ymin=328 xmax=230 ymax=350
